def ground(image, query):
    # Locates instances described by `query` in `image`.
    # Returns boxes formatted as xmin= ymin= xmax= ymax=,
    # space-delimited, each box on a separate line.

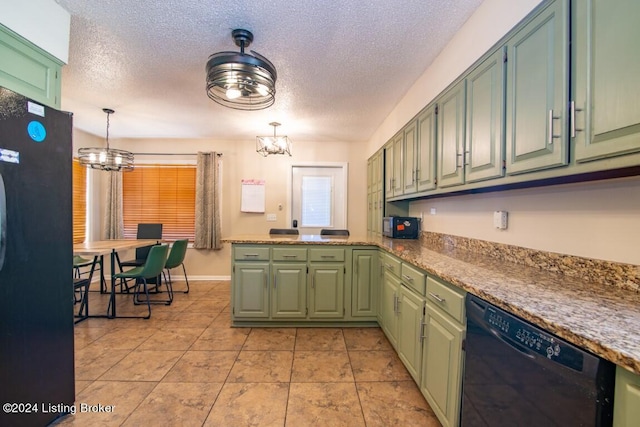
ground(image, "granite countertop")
xmin=223 ymin=234 xmax=640 ymax=375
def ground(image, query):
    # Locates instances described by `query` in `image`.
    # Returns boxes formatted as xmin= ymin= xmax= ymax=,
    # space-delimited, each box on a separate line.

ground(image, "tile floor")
xmin=56 ymin=280 xmax=441 ymax=426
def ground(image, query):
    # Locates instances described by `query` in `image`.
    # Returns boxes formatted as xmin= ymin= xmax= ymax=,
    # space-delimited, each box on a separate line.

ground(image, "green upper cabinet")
xmin=572 ymin=0 xmax=640 ymax=162
xmin=437 ymin=80 xmax=467 ymax=188
xmin=416 ymin=104 xmax=437 ymax=192
xmin=0 ymin=25 xmax=62 ymax=109
xmin=403 ymin=120 xmax=418 ymax=194
xmin=384 ymin=140 xmax=395 ymax=199
xmin=391 ymin=132 xmax=404 ymax=196
xmin=505 ymin=0 xmax=569 ymax=175
xmin=465 ymin=48 xmax=506 ymax=183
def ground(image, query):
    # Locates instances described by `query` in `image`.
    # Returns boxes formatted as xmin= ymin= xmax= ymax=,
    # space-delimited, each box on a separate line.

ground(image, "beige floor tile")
xmin=286 ymin=382 xmax=366 ymax=427
xmin=349 ymin=350 xmax=412 ymax=382
xmin=242 ymin=327 xmax=296 ymax=350
xmin=75 ymin=380 xmax=93 ymax=394
xmin=204 ymin=383 xmax=289 ymax=427
xmin=357 ymin=381 xmax=442 ymax=427
xmin=226 ymin=350 xmax=293 ymax=383
xmin=137 ymin=327 xmax=204 ymax=351
xmin=163 ymin=350 xmax=238 ymax=382
xmin=74 ymin=345 xmax=131 ymax=381
xmin=291 ymin=351 xmax=354 ymax=383
xmin=54 ymin=380 xmax=156 ymax=426
xmin=99 ymin=350 xmax=184 ymax=381
xmin=190 ymin=324 xmax=250 ymax=351
xmin=167 ymin=311 xmax=218 ymax=328
xmin=74 ymin=327 xmax=110 ymax=350
xmin=90 ymin=327 xmax=158 ymax=350
xmin=181 ymin=299 xmax=228 ymax=313
xmin=343 ymin=327 xmax=393 ymax=351
xmin=122 ymin=382 xmax=223 ymax=427
xmin=295 ymin=328 xmax=347 ymax=351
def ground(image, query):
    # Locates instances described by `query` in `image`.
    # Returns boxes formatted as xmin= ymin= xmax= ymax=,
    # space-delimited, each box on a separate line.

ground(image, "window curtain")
xmin=104 ymin=171 xmax=124 ymax=239
xmin=194 ymin=151 xmax=222 ymax=249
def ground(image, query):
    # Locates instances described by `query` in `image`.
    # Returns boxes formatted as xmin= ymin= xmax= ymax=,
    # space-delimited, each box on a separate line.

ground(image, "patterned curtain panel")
xmin=194 ymin=151 xmax=222 ymax=249
xmin=103 ymin=171 xmax=124 ymax=239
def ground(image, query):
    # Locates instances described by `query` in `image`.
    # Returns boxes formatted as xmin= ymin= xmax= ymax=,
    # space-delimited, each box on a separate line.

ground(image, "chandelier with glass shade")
xmin=256 ymin=122 xmax=292 ymax=157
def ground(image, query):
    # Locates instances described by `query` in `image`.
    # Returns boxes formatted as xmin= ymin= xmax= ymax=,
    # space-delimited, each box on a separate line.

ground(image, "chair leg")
xmin=132 ymin=278 xmax=152 ymax=319
xmin=181 ymin=263 xmax=189 ymax=293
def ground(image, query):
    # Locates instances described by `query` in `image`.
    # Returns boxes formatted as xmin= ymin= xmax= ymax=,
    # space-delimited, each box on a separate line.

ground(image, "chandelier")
xmin=206 ymin=29 xmax=277 ymax=110
xmin=256 ymin=122 xmax=292 ymax=157
xmin=78 ymin=108 xmax=134 ymax=172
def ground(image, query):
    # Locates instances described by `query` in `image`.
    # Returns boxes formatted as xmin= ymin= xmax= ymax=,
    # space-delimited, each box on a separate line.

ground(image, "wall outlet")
xmin=266 ymin=213 xmax=277 ymax=222
xmin=430 ymin=208 xmax=437 ymax=215
xmin=493 ymin=211 xmax=508 ymax=230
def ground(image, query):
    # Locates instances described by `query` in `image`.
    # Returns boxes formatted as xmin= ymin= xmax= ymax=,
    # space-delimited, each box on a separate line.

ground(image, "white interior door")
xmin=291 ymin=165 xmax=347 ymax=235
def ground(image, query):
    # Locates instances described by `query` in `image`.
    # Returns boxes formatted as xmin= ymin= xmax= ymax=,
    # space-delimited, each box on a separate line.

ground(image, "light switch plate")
xmin=266 ymin=213 xmax=277 ymax=222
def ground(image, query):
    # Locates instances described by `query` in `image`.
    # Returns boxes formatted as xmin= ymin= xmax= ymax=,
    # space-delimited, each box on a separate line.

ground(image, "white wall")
xmin=0 ymin=0 xmax=70 ymax=63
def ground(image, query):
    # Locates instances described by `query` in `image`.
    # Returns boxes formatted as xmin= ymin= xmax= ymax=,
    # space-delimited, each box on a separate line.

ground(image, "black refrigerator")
xmin=0 ymin=86 xmax=75 ymax=426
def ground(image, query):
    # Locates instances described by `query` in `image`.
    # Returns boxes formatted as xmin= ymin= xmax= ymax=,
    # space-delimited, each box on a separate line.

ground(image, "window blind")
xmin=122 ymin=164 xmax=196 ymax=241
xmin=72 ymin=158 xmax=86 ymax=244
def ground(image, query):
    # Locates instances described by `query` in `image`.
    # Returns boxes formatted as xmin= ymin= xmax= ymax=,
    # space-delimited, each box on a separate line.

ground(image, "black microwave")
xmin=382 ymin=217 xmax=420 ymax=239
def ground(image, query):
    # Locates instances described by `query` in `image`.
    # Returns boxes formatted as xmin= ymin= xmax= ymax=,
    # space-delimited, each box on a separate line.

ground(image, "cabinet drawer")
xmin=382 ymin=253 xmax=402 ymax=277
xmin=400 ymin=263 xmax=426 ymax=295
xmin=426 ymin=276 xmax=466 ymax=323
xmin=234 ymin=246 xmax=270 ymax=261
xmin=309 ymin=248 xmax=345 ymax=262
xmin=272 ymin=247 xmax=308 ymax=261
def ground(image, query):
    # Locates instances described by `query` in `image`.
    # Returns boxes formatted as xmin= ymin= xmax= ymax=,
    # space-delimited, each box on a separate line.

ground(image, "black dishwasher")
xmin=461 ymin=295 xmax=615 ymax=427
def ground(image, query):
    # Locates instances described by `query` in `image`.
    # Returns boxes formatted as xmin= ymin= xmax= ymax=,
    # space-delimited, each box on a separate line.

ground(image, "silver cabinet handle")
xmin=428 ymin=292 xmax=445 ymax=303
xmin=420 ymin=321 xmax=428 ymax=341
xmin=244 ymin=254 xmax=259 ymax=258
xmin=282 ymin=255 xmax=298 ymax=259
xmin=456 ymin=152 xmax=463 ymax=169
xmin=393 ymin=293 xmax=397 ymax=313
xmin=401 ymin=274 xmax=413 ymax=282
xmin=321 ymin=255 xmax=335 ymax=259
xmin=570 ymin=101 xmax=584 ymax=138
xmin=264 ymin=272 xmax=268 ymax=288
xmin=548 ymin=109 xmax=562 ymax=145
xmin=385 ymin=263 xmax=394 ymax=271
xmin=464 ymin=150 xmax=470 ymax=166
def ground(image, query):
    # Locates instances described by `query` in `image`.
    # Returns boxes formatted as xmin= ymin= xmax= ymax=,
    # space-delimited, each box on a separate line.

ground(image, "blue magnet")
xmin=27 ymin=121 xmax=46 ymax=142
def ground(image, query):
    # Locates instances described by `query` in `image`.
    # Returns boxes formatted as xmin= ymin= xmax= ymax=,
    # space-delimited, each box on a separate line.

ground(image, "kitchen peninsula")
xmin=224 ymin=232 xmax=640 ymax=374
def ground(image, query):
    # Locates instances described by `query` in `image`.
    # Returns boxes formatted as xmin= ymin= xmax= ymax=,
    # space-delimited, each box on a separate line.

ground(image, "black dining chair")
xmin=269 ymin=228 xmax=299 ymax=235
xmin=73 ymin=259 xmax=97 ymax=324
xmin=320 ymin=229 xmax=350 ymax=236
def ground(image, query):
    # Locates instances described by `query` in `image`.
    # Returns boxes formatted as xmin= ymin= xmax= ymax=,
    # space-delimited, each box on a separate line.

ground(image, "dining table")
xmin=73 ymin=239 xmax=161 ymax=318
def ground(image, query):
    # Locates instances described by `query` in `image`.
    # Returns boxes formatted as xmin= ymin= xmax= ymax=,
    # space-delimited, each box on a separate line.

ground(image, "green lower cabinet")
xmin=233 ymin=262 xmax=270 ymax=318
xmin=352 ymin=249 xmax=378 ymax=317
xmin=420 ymin=304 xmax=465 ymax=427
xmin=271 ymin=263 xmax=307 ymax=319
xmin=308 ymin=263 xmax=344 ymax=318
xmin=396 ymin=285 xmax=425 ymax=383
xmin=381 ymin=270 xmax=401 ymax=348
xmin=614 ymin=366 xmax=640 ymax=427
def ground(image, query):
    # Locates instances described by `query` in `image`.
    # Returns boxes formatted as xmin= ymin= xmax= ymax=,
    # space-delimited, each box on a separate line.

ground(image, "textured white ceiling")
xmin=55 ymin=0 xmax=483 ymax=143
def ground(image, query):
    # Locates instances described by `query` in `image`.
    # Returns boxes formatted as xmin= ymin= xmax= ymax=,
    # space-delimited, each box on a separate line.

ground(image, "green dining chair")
xmin=113 ymin=244 xmax=170 ymax=319
xmin=163 ymin=239 xmax=190 ymax=294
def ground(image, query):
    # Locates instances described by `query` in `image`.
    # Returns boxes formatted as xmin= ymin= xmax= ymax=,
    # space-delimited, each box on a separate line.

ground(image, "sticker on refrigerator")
xmin=0 ymin=148 xmax=19 ymax=164
xmin=27 ymin=101 xmax=45 ymax=117
xmin=27 ymin=121 xmax=46 ymax=142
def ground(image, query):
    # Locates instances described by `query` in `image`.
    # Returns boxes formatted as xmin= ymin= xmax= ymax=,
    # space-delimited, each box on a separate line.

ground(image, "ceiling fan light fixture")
xmin=78 ymin=108 xmax=134 ymax=172
xmin=206 ymin=29 xmax=277 ymax=110
xmin=256 ymin=122 xmax=292 ymax=157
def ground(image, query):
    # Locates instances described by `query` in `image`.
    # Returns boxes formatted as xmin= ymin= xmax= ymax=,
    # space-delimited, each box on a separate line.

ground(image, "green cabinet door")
xmin=420 ymin=304 xmax=464 ymax=427
xmin=614 ymin=366 xmax=640 ymax=427
xmin=416 ymin=104 xmax=437 ymax=192
xmin=233 ymin=262 xmax=270 ymax=318
xmin=352 ymin=250 xmax=378 ymax=317
xmin=381 ymin=270 xmax=400 ymax=348
xmin=505 ymin=0 xmax=569 ymax=175
xmin=573 ymin=0 xmax=640 ymax=162
xmin=397 ymin=285 xmax=424 ymax=383
xmin=308 ymin=263 xmax=344 ymax=318
xmin=271 ymin=263 xmax=307 ymax=319
xmin=403 ymin=120 xmax=418 ymax=194
xmin=437 ymin=81 xmax=467 ymax=188
xmin=384 ymin=141 xmax=394 ymax=199
xmin=465 ymin=48 xmax=506 ymax=183
xmin=0 ymin=25 xmax=62 ymax=109
xmin=392 ymin=132 xmax=404 ymax=196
